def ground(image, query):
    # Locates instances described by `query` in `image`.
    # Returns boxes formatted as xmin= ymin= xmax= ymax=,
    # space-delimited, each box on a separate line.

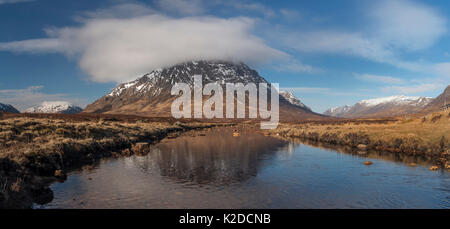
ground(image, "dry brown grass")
xmin=0 ymin=117 xmax=217 ymax=165
xmin=0 ymin=117 xmax=217 ymax=179
xmin=272 ymin=111 xmax=450 ymax=159
xmin=0 ymin=118 xmax=163 ymax=151
xmin=0 ymin=115 xmax=221 ymax=208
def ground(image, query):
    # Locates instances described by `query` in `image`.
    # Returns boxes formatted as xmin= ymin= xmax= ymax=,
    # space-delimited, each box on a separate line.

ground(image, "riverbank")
xmin=271 ymin=111 xmax=450 ymax=168
xmin=0 ymin=115 xmax=221 ymax=208
xmin=1 ymin=111 xmax=449 ymax=208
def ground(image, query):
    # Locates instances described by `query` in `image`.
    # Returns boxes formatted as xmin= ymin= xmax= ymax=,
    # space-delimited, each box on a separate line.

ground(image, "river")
xmin=35 ymin=126 xmax=450 ymax=209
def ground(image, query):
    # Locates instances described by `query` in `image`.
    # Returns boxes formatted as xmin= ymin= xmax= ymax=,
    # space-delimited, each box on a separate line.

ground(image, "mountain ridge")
xmin=324 ymin=95 xmax=434 ymax=118
xmin=25 ymin=101 xmax=83 ymax=114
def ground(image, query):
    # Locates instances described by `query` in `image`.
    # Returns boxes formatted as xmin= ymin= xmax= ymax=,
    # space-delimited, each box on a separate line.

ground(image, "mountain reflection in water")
xmin=37 ymin=127 xmax=450 ymax=209
xmin=128 ymin=128 xmax=288 ymax=184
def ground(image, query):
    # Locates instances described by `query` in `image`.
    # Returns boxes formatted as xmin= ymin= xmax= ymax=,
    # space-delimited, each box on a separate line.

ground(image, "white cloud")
xmin=226 ymin=1 xmax=275 ymax=18
xmin=279 ymin=9 xmax=301 ymax=21
xmin=369 ymin=0 xmax=447 ymax=51
xmin=154 ymin=0 xmax=276 ymax=17
xmin=0 ymin=38 xmax=63 ymax=53
xmin=280 ymin=31 xmax=394 ymax=63
xmin=276 ymin=0 xmax=447 ymax=73
xmin=0 ymin=4 xmax=286 ymax=83
xmin=280 ymin=87 xmax=330 ymax=93
xmin=354 ymin=73 xmax=406 ymax=84
xmin=0 ymin=86 xmax=86 ymax=111
xmin=280 ymin=87 xmax=371 ymax=97
xmin=273 ymin=59 xmax=319 ymax=73
xmin=434 ymin=62 xmax=450 ymax=78
xmin=78 ymin=3 xmax=156 ymax=20
xmin=156 ymin=0 xmax=204 ymax=16
xmin=0 ymin=0 xmax=33 ymax=5
xmin=382 ymin=83 xmax=442 ymax=94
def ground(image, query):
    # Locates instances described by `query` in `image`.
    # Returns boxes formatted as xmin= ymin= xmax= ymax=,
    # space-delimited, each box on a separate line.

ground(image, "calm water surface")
xmin=36 ymin=127 xmax=450 ymax=209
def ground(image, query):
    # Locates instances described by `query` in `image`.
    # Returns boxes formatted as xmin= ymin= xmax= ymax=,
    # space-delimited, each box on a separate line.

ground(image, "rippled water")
xmin=36 ymin=127 xmax=450 ymax=209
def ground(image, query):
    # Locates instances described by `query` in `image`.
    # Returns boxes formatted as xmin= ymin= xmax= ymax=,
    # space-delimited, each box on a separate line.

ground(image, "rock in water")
xmin=429 ymin=166 xmax=439 ymax=171
xmin=54 ymin=170 xmax=67 ymax=179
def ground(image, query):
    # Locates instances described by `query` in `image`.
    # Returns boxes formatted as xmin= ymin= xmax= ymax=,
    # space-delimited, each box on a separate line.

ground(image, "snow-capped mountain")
xmin=104 ymin=60 xmax=268 ymax=99
xmin=84 ymin=60 xmax=322 ymax=120
xmin=25 ymin=101 xmax=83 ymax=114
xmin=0 ymin=103 xmax=20 ymax=113
xmin=358 ymin=96 xmax=432 ymax=107
xmin=279 ymin=91 xmax=311 ymax=111
xmin=324 ymin=105 xmax=352 ymax=117
xmin=324 ymin=95 xmax=434 ymax=118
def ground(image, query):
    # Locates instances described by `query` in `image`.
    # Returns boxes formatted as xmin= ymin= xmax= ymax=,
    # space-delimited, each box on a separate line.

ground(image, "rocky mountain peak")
xmin=106 ymin=60 xmax=267 ymax=98
xmin=279 ymin=91 xmax=311 ymax=111
xmin=84 ymin=60 xmax=320 ymax=120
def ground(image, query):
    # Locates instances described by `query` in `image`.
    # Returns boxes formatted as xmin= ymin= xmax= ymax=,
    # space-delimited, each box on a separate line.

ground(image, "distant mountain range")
xmin=14 ymin=60 xmax=443 ymax=120
xmin=324 ymin=85 xmax=450 ymax=118
xmin=84 ymin=60 xmax=324 ymax=121
xmin=25 ymin=101 xmax=83 ymax=114
xmin=324 ymin=96 xmax=433 ymax=118
xmin=0 ymin=103 xmax=20 ymax=113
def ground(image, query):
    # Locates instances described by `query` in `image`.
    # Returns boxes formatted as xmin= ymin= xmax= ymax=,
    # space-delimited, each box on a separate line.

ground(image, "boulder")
xmin=120 ymin=148 xmax=133 ymax=157
xmin=132 ymin=142 xmax=151 ymax=156
xmin=429 ymin=166 xmax=439 ymax=171
xmin=31 ymin=188 xmax=54 ymax=205
xmin=54 ymin=170 xmax=67 ymax=180
xmin=357 ymin=144 xmax=367 ymax=150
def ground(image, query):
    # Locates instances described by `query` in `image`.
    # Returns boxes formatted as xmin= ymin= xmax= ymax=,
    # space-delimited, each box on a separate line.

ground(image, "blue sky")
xmin=0 ymin=0 xmax=449 ymax=112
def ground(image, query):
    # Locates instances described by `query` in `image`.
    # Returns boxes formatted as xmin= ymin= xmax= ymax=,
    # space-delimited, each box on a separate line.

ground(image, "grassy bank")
xmin=1 ymin=111 xmax=449 ymax=208
xmin=271 ymin=111 xmax=450 ymax=167
xmin=0 ymin=115 xmax=219 ymax=208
